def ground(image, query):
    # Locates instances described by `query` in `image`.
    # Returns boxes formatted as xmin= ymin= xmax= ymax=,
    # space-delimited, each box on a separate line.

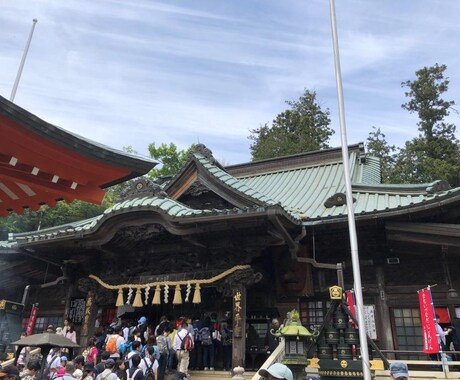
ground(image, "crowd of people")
xmin=3 ymin=313 xmax=233 ymax=380
xmin=1 ymin=311 xmax=439 ymax=380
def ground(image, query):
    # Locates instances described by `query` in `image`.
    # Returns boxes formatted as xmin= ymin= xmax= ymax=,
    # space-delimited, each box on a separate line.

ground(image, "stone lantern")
xmin=271 ymin=309 xmax=318 ymax=379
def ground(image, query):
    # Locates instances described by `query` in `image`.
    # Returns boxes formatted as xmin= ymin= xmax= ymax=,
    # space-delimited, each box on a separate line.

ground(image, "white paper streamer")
xmin=185 ymin=282 xmax=191 ymax=302
xmin=164 ymin=284 xmax=169 ymax=303
xmin=126 ymin=287 xmax=133 ymax=304
xmin=144 ymin=286 xmax=151 ymax=304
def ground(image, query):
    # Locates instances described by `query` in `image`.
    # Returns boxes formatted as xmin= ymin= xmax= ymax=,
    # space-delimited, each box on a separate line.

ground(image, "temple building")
xmin=1 ymin=95 xmax=460 ymax=367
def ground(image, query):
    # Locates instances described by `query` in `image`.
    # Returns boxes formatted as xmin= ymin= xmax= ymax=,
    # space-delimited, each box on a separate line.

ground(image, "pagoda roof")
xmin=0 ymin=95 xmax=156 ymax=216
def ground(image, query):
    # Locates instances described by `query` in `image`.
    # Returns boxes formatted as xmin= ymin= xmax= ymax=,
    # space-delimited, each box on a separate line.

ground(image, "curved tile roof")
xmin=12 ymin=196 xmax=296 ymax=245
xmin=164 ymin=151 xmax=279 ymax=208
xmin=233 ymin=152 xmax=460 ymax=224
xmin=5 ymin=144 xmax=460 ymax=245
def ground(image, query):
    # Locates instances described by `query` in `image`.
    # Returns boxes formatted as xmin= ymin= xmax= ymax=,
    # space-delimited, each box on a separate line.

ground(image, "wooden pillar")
xmin=232 ymin=284 xmax=247 ymax=369
xmin=220 ymin=267 xmax=261 ymax=370
xmin=63 ymin=283 xmax=74 ymax=319
xmin=375 ymin=266 xmax=394 ymax=353
xmin=79 ymin=290 xmax=97 ymax=349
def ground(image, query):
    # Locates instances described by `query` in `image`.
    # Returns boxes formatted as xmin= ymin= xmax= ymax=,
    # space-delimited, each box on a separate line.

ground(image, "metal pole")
xmin=328 ymin=1 xmax=371 ymax=379
xmin=10 ymin=18 xmax=38 ymax=102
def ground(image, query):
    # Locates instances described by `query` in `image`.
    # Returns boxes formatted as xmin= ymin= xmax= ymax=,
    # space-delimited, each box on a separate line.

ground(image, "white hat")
xmin=258 ymin=363 xmax=293 ymax=380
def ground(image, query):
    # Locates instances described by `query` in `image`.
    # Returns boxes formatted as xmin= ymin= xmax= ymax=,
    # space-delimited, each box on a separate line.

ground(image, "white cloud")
xmin=1 ymin=0 xmax=460 ymax=165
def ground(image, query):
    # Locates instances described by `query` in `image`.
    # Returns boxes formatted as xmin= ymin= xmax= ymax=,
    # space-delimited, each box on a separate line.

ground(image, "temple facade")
xmin=1 ymin=96 xmax=460 ymax=365
xmin=2 ymin=141 xmax=460 ymax=366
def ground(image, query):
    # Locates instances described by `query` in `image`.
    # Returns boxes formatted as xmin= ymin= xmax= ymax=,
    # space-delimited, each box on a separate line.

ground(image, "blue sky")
xmin=1 ymin=1 xmax=460 ymax=165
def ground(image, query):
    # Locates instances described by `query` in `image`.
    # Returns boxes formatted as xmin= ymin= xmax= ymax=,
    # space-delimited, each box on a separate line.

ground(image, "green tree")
xmin=0 ymin=200 xmax=107 ymax=233
xmin=366 ymin=126 xmax=396 ymax=183
xmin=148 ymin=142 xmax=195 ymax=178
xmin=249 ymin=89 xmax=333 ymax=160
xmin=393 ymin=63 xmax=460 ymax=185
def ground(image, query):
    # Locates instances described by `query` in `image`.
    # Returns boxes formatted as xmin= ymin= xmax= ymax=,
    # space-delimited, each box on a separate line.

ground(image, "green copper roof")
xmin=11 ymin=196 xmax=294 ymax=245
xmin=192 ymin=152 xmax=278 ymax=206
xmin=4 ymin=144 xmax=460 ymax=246
xmin=230 ymin=150 xmax=460 ymax=224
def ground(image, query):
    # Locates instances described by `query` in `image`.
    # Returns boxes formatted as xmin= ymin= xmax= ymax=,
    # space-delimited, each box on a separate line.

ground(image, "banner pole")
xmin=428 ymin=286 xmax=448 ymax=377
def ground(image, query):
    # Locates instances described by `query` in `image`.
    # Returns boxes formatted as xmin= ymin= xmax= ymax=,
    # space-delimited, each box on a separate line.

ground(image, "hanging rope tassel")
xmin=132 ymin=288 xmax=143 ymax=307
xmin=173 ymin=284 xmax=182 ymax=304
xmin=116 ymin=289 xmax=124 ymax=307
xmin=192 ymin=283 xmax=201 ymax=304
xmin=152 ymin=285 xmax=161 ymax=305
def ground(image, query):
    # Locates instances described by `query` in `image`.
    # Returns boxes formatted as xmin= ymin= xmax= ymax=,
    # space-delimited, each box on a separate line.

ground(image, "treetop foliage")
xmin=249 ymin=89 xmax=333 ymax=161
xmin=369 ymin=63 xmax=460 ymax=186
xmin=148 ymin=142 xmax=195 ymax=178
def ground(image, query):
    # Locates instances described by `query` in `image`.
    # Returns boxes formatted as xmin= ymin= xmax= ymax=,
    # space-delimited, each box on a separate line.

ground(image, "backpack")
xmin=212 ymin=330 xmax=222 ymax=342
xmin=44 ymin=354 xmax=58 ymax=380
xmin=126 ymin=368 xmax=141 ymax=380
xmin=128 ymin=326 xmax=136 ymax=341
xmin=140 ymin=345 xmax=146 ymax=358
xmin=119 ymin=341 xmax=132 ymax=357
xmin=106 ymin=335 xmax=118 ymax=354
xmin=223 ymin=327 xmax=233 ymax=346
xmin=143 ymin=359 xmax=155 ymax=380
xmin=156 ymin=335 xmax=168 ymax=356
xmin=179 ymin=332 xmax=194 ymax=351
xmin=193 ymin=327 xmax=200 ymax=341
xmin=200 ymin=327 xmax=212 ymax=346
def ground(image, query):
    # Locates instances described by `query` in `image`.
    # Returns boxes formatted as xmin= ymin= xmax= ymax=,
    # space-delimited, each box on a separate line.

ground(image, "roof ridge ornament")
xmin=194 ymin=143 xmax=213 ymax=159
xmin=192 ymin=144 xmax=225 ymax=169
xmin=120 ymin=178 xmax=168 ymax=201
xmin=324 ymin=192 xmax=356 ymax=208
xmin=426 ymin=180 xmax=451 ymax=194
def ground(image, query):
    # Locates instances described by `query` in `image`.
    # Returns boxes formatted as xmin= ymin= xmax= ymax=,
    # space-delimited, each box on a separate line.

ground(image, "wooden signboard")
xmin=68 ymin=297 xmax=86 ymax=325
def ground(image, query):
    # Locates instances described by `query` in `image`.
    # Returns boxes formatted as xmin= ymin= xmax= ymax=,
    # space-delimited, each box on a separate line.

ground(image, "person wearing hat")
xmin=56 ymin=356 xmax=68 ymax=377
xmin=95 ymin=359 xmax=118 ymax=380
xmin=137 ymin=317 xmax=148 ymax=345
xmin=258 ymin=363 xmax=293 ymax=380
xmin=390 ymin=362 xmax=409 ymax=380
xmin=0 ymin=365 xmax=20 ymax=380
xmin=56 ymin=361 xmax=77 ymax=380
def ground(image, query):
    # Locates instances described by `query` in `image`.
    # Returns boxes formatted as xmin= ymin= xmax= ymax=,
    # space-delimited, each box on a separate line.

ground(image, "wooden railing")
xmin=248 ymin=345 xmax=460 ymax=380
xmin=249 ymin=339 xmax=285 ymax=380
xmin=377 ymin=350 xmax=460 ymax=379
xmin=0 ymin=347 xmax=41 ymax=367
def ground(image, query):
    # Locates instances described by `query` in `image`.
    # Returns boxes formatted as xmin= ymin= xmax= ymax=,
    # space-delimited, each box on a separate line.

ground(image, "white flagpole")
xmin=10 ymin=18 xmax=38 ymax=102
xmin=328 ymin=1 xmax=371 ymax=379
